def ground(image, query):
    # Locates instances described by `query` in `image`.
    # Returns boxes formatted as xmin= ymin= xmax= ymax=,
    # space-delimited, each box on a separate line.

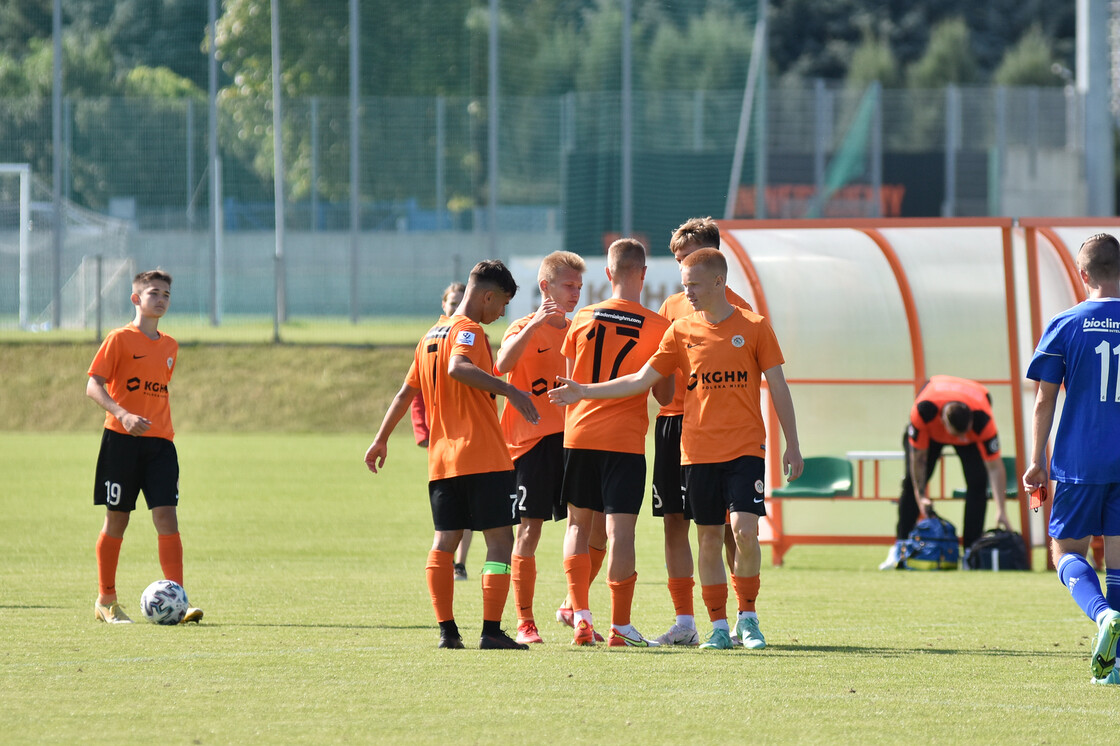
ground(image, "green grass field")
xmin=1 ymin=427 xmax=1115 ymax=745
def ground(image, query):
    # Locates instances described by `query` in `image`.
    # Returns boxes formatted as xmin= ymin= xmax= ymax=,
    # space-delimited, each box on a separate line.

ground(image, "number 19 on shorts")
xmin=103 ymin=481 xmax=122 ymax=506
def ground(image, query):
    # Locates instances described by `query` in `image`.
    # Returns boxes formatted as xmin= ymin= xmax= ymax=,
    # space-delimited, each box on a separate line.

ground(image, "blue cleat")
xmin=699 ymin=627 xmax=733 ymax=650
xmin=734 ymin=616 xmax=767 ymax=649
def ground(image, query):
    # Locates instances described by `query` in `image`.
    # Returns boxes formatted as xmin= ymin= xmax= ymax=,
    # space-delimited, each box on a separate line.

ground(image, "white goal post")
xmin=0 ymin=164 xmax=32 ymax=329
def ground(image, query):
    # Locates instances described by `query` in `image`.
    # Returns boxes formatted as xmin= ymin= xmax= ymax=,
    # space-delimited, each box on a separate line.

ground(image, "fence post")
xmin=95 ymin=254 xmax=103 ymax=343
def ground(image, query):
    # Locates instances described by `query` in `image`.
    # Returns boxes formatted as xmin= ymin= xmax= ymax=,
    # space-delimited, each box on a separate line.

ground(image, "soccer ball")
xmin=140 ymin=579 xmax=189 ymax=625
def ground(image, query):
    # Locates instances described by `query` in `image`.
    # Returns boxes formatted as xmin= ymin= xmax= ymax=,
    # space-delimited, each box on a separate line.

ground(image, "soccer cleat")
xmin=516 ymin=621 xmax=544 ymax=644
xmin=453 ymin=563 xmax=468 ymax=581
xmin=608 ymin=626 xmax=661 ymax=648
xmin=479 ymin=629 xmax=529 ymax=650
xmin=654 ymin=623 xmax=699 ymax=646
xmin=556 ymin=605 xmax=575 ymax=628
xmin=1090 ymin=609 xmax=1120 ymax=680
xmin=572 ymin=619 xmax=597 ymax=646
xmin=879 ymin=542 xmax=902 ymax=570
xmin=438 ymin=631 xmax=465 ymax=649
xmin=734 ymin=616 xmax=767 ymax=649
xmin=1092 ymin=667 xmax=1120 ymax=685
xmin=180 ymin=607 xmax=204 ymax=624
xmin=698 ymin=627 xmax=733 ymax=650
xmin=94 ymin=601 xmax=133 ymax=624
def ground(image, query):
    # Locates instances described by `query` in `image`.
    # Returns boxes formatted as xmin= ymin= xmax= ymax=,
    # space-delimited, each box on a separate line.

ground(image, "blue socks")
xmin=1057 ymin=554 xmax=1111 ymax=622
xmin=1107 ymin=568 xmax=1120 ymax=613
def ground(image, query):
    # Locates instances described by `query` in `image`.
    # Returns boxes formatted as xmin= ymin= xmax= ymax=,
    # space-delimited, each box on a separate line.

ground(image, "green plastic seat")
xmin=951 ymin=456 xmax=1018 ymax=498
xmin=772 ymin=456 xmax=853 ymax=498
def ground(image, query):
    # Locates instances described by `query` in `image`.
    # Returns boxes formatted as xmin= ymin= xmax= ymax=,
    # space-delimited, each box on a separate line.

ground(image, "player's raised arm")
xmin=495 ymin=297 xmax=565 ymax=374
xmin=365 ymin=381 xmax=420 ymax=474
xmin=449 ymin=354 xmax=539 ymax=424
xmin=548 ymin=362 xmax=666 ymax=406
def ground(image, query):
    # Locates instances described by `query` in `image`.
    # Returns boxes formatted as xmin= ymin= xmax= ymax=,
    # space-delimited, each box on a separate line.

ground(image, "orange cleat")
xmin=572 ymin=619 xmax=597 ymax=646
xmin=516 ymin=621 xmax=544 ymax=644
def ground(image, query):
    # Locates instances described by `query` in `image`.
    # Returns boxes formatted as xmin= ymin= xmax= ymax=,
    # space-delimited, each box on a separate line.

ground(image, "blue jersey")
xmin=1026 ymin=297 xmax=1120 ymax=484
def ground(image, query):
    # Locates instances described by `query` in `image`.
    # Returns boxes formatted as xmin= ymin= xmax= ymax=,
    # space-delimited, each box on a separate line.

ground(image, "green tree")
xmin=643 ymin=8 xmax=752 ymax=92
xmin=993 ymin=25 xmax=1060 ymax=87
xmin=906 ymin=18 xmax=978 ymax=88
xmin=845 ymin=30 xmax=900 ymax=89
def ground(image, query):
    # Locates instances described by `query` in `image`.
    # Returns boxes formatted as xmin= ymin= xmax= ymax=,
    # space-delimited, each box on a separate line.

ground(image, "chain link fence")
xmin=0 ymin=81 xmax=1085 ymax=339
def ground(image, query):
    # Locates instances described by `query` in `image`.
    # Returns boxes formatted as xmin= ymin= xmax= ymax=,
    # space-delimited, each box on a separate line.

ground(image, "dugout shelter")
xmin=718 ymin=217 xmax=1120 ymax=568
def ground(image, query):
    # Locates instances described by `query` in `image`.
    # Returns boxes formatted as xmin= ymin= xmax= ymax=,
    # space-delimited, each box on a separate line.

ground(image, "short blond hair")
xmin=669 ymin=217 xmax=721 ymax=254
xmin=441 ymin=281 xmax=465 ymax=305
xmin=680 ymin=248 xmax=727 ymax=278
xmin=606 ymin=237 xmax=647 ymax=276
xmin=538 ymin=251 xmax=587 ymax=284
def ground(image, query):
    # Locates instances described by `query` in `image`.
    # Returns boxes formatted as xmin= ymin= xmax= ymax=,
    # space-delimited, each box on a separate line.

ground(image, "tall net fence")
xmin=0 ymin=2 xmax=1089 ymax=340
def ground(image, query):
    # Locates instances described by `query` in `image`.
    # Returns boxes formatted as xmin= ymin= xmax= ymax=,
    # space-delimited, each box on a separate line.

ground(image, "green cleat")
xmin=734 ymin=616 xmax=767 ymax=650
xmin=1092 ymin=667 xmax=1120 ymax=685
xmin=1091 ymin=609 xmax=1120 ymax=681
xmin=699 ymin=627 xmax=733 ymax=650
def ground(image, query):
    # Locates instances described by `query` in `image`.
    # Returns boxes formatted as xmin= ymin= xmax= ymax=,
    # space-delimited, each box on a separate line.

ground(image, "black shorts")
xmin=93 ymin=429 xmax=179 ymax=512
xmin=652 ymin=415 xmax=689 ymax=518
xmin=683 ymin=455 xmax=766 ymax=526
xmin=561 ymin=448 xmax=645 ymax=515
xmin=513 ymin=432 xmax=566 ymax=521
xmin=429 ymin=470 xmax=519 ymax=532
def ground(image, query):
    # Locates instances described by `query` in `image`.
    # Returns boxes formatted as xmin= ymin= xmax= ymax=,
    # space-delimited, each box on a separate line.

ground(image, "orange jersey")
xmin=87 ymin=324 xmax=178 ymax=441
xmin=499 ymin=315 xmax=570 ymax=461
xmin=406 ymin=315 xmax=514 ymax=480
xmin=562 ymin=298 xmax=670 ymax=454
xmin=656 ymin=287 xmax=752 ymax=417
xmin=907 ymin=375 xmax=1001 ymax=460
xmin=649 ymin=308 xmax=784 ymax=465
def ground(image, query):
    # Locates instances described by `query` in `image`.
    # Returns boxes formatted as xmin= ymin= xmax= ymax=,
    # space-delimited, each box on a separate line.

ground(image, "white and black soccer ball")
xmin=140 ymin=579 xmax=189 ymax=625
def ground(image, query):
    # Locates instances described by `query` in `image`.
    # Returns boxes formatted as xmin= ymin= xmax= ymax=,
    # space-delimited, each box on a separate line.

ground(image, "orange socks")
xmin=701 ymin=583 xmax=728 ymax=623
xmin=667 ymin=576 xmax=695 ymax=617
xmin=157 ymin=532 xmax=184 ymax=586
xmin=480 ymin=566 xmax=511 ymax=623
xmin=609 ymin=572 xmax=637 ymax=627
xmin=563 ymin=553 xmax=592 ymax=612
xmin=511 ymin=554 xmax=536 ymax=623
xmin=732 ymin=574 xmax=760 ymax=614
xmin=588 ymin=545 xmax=607 ymax=584
xmin=426 ymin=550 xmax=455 ymax=622
xmin=96 ymin=532 xmax=123 ymax=598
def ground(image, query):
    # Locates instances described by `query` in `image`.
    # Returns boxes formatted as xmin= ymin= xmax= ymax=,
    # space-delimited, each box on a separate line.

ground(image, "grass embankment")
xmin=1 ymin=342 xmax=415 ymax=433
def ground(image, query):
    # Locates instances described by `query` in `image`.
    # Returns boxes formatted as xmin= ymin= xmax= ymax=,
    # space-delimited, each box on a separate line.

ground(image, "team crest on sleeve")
xmin=732 ymin=335 xmax=745 ymax=348
xmin=457 ymin=330 xmax=476 ymax=346
xmin=167 ymin=357 xmax=174 ymax=369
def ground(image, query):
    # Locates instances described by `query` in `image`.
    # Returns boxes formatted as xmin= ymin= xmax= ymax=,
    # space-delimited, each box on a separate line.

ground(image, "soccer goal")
xmin=0 ymin=166 xmax=131 ymax=331
xmin=0 ymin=164 xmax=31 ymax=328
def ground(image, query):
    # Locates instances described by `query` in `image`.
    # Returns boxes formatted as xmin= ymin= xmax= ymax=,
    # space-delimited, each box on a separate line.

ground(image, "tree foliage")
xmin=993 ymin=24 xmax=1060 ymax=87
xmin=906 ymin=18 xmax=977 ymax=88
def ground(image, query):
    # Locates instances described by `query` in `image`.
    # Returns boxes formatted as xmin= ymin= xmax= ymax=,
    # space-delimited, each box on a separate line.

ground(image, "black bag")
xmin=965 ymin=529 xmax=1029 ymax=571
xmin=901 ymin=515 xmax=959 ymax=570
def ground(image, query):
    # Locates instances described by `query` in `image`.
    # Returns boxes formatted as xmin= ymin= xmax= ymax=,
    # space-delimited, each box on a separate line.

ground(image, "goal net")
xmin=0 ymin=167 xmax=131 ymax=330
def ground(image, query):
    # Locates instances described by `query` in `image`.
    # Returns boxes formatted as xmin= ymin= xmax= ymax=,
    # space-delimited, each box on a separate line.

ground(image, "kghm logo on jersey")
xmin=689 ymin=367 xmax=750 ymax=390
xmin=1083 ymin=317 xmax=1120 ymax=332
